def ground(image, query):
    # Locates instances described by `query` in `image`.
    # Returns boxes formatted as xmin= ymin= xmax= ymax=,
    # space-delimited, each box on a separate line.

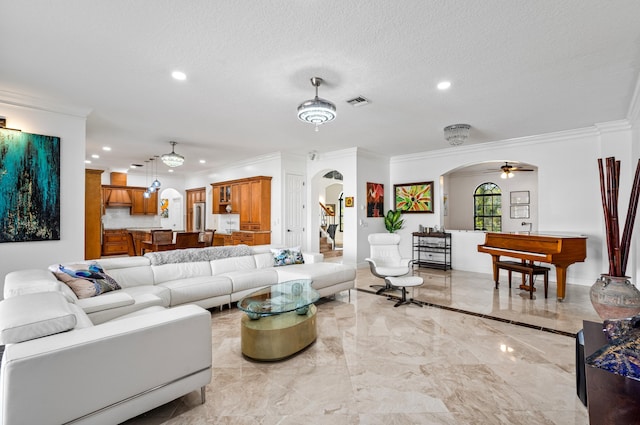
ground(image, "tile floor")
xmin=123 ymin=266 xmax=599 ymax=424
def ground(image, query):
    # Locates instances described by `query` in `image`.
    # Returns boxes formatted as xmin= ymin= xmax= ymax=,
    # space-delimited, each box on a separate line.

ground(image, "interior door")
xmin=285 ymin=173 xmax=305 ymax=247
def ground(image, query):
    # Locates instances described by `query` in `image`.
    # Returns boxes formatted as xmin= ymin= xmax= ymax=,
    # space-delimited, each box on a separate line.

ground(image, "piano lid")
xmin=503 ymin=231 xmax=588 ymax=239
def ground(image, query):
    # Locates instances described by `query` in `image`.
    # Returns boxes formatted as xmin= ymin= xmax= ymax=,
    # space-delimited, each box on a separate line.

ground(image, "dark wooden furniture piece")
xmin=102 ymin=229 xmax=128 ymax=256
xmin=494 ymin=260 xmax=549 ymax=298
xmin=125 ymin=232 xmax=137 ymax=256
xmin=141 ymin=230 xmax=175 ymax=253
xmin=477 ymin=232 xmax=587 ymax=300
xmin=200 ymin=230 xmax=215 ymax=246
xmin=582 ymin=320 xmax=640 ymax=424
xmin=175 ymin=232 xmax=203 ymax=249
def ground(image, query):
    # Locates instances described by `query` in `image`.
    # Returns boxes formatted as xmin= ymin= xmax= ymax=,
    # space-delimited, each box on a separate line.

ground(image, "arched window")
xmin=474 ymin=182 xmax=502 ymax=231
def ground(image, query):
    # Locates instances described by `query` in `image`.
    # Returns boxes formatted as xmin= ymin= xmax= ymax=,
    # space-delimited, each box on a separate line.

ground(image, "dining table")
xmin=140 ymin=241 xmax=177 ymax=253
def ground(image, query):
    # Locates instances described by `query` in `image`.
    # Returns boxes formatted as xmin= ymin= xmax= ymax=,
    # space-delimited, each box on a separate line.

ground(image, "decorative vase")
xmin=590 ymin=274 xmax=640 ymax=321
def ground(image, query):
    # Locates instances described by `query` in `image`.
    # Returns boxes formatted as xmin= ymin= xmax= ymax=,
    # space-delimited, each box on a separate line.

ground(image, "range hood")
xmin=104 ymin=172 xmax=132 ymax=207
xmin=104 ymin=188 xmax=132 ymax=207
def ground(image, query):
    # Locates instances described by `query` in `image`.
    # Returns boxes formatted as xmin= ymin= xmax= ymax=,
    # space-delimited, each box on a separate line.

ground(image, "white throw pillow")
xmin=0 ymin=292 xmax=77 ymax=344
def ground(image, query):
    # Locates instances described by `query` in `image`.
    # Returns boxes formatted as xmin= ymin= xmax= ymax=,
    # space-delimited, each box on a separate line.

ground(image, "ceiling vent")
xmin=346 ymin=96 xmax=370 ymax=107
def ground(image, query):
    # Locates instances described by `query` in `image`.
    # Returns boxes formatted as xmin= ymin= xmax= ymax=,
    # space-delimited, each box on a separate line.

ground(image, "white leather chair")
xmin=364 ymin=233 xmax=413 ymax=294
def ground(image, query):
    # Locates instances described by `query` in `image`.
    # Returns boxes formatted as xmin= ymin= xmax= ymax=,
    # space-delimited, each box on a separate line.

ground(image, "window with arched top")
xmin=474 ymin=182 xmax=502 ymax=231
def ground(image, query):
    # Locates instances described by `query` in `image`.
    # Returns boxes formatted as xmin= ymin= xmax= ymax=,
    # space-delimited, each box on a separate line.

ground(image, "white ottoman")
xmin=385 ymin=276 xmax=424 ymax=307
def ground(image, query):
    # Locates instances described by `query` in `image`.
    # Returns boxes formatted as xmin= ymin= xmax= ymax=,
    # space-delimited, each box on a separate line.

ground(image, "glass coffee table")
xmin=237 ymin=279 xmax=319 ymax=361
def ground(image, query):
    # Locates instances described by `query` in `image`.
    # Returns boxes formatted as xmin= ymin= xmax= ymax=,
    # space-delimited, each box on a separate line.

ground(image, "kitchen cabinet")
xmin=232 ymin=231 xmax=271 ymax=245
xmin=211 ymin=176 xmax=271 ymax=241
xmin=186 ymin=187 xmax=206 ymax=231
xmin=102 ymin=229 xmax=128 ymax=256
xmin=212 ymin=184 xmax=233 ymax=214
xmin=130 ymin=188 xmax=158 ymax=215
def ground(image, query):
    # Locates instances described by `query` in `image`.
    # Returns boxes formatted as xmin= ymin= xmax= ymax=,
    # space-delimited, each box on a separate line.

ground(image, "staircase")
xmin=320 ymin=236 xmax=342 ymax=258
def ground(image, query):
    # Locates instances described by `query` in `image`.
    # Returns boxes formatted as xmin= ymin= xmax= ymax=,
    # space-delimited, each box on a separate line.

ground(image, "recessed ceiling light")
xmin=102 ymin=146 xmax=111 ymax=151
xmin=199 ymin=159 xmax=206 ymax=164
xmin=85 ymin=160 xmax=91 ymax=164
xmin=172 ymin=71 xmax=187 ymax=81
xmin=91 ymin=154 xmax=99 ymax=159
xmin=437 ymin=81 xmax=451 ymax=90
xmin=168 ymin=169 xmax=174 ymax=173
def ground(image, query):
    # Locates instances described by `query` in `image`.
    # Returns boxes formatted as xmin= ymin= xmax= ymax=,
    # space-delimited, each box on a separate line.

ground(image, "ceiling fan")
xmin=498 ymin=162 xmax=534 ymax=179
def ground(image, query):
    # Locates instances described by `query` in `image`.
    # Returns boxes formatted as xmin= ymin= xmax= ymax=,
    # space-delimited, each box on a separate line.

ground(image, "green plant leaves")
xmin=384 ymin=210 xmax=404 ymax=233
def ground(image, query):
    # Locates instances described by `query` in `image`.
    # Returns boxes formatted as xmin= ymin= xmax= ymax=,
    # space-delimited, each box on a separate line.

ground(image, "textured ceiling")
xmin=1 ymin=1 xmax=639 ymax=175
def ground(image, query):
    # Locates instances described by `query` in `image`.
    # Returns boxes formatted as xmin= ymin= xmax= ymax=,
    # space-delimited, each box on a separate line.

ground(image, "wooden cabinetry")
xmin=212 ymin=184 xmax=233 ymax=214
xmin=130 ymin=188 xmax=158 ymax=215
xmin=102 ymin=229 xmax=128 ymax=256
xmin=85 ymin=169 xmax=104 ymax=260
xmin=186 ymin=187 xmax=206 ymax=231
xmin=211 ymin=176 xmax=272 ymax=245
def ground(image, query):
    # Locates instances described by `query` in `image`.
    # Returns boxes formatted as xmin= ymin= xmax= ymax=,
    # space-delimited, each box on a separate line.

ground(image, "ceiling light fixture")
xmin=501 ymin=170 xmax=515 ymax=179
xmin=444 ymin=124 xmax=471 ymax=146
xmin=172 ymin=71 xmax=187 ymax=81
xmin=297 ymin=77 xmax=336 ymax=132
xmin=143 ymin=160 xmax=151 ymax=198
xmin=161 ymin=141 xmax=184 ymax=167
xmin=102 ymin=146 xmax=111 ymax=151
xmin=151 ymin=155 xmax=161 ymax=189
xmin=437 ymin=81 xmax=451 ymax=90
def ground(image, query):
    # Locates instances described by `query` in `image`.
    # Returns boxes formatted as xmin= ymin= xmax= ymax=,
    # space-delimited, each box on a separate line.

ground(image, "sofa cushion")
xmin=121 ymin=285 xmax=171 ymax=307
xmin=3 ymin=269 xmax=79 ymax=303
xmin=151 ymin=262 xmax=212 ymax=284
xmin=158 ymin=276 xmax=232 ymax=306
xmin=221 ymin=268 xmax=278 ymax=294
xmin=210 ymin=255 xmax=257 ymax=275
xmin=271 ymin=247 xmax=304 ymax=266
xmin=0 ymin=292 xmax=77 ymax=344
xmin=76 ymin=291 xmax=135 ymax=314
xmin=274 ymin=263 xmax=356 ymax=291
xmin=99 ymin=257 xmax=154 ymax=288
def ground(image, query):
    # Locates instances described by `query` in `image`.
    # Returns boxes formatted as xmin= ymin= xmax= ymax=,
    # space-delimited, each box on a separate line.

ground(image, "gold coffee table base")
xmin=241 ymin=304 xmax=317 ymax=361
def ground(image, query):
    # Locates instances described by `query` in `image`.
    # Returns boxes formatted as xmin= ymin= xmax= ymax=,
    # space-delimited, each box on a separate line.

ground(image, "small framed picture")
xmin=510 ymin=191 xmax=530 ymax=205
xmin=510 ymin=205 xmax=530 ymax=219
xmin=345 ymin=196 xmax=354 ymax=208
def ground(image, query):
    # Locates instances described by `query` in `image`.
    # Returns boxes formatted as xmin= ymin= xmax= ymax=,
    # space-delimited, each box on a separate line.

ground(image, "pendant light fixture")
xmin=161 ymin=141 xmax=184 ymax=167
xmin=297 ymin=77 xmax=336 ymax=131
xmin=147 ymin=158 xmax=157 ymax=194
xmin=143 ymin=160 xmax=152 ymax=199
xmin=151 ymin=155 xmax=161 ymax=189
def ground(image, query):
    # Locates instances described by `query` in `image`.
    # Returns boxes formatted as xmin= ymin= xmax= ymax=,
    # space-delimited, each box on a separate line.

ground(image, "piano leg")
xmin=555 ymin=264 xmax=568 ymax=301
xmin=492 ymin=255 xmax=500 ymax=288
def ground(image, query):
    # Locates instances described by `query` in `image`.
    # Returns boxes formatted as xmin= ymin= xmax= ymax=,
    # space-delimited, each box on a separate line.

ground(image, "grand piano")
xmin=478 ymin=232 xmax=587 ymax=300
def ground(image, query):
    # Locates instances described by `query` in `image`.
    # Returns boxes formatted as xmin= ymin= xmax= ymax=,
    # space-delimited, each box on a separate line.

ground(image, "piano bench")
xmin=495 ymin=260 xmax=549 ymax=299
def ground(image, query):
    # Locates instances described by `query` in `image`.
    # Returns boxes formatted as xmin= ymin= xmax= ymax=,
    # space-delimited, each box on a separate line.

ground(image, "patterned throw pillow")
xmin=271 ymin=247 xmax=304 ymax=267
xmin=586 ymin=327 xmax=640 ymax=381
xmin=52 ymin=262 xmax=121 ymax=299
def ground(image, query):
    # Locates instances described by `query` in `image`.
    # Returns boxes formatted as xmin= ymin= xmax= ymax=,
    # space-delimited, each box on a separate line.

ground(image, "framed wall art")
xmin=366 ymin=182 xmax=384 ymax=217
xmin=345 ymin=196 xmax=354 ymax=208
xmin=394 ymin=181 xmax=434 ymax=213
xmin=510 ymin=205 xmax=530 ymax=219
xmin=510 ymin=190 xmax=530 ymax=205
xmin=0 ymin=128 xmax=60 ymax=242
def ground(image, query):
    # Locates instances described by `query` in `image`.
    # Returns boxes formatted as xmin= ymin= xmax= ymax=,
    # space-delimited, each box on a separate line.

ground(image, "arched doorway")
xmin=318 ymin=170 xmax=343 ymax=258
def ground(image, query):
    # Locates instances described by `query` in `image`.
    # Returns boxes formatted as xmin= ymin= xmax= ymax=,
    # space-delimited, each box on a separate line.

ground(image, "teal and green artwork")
xmin=0 ymin=128 xmax=60 ymax=242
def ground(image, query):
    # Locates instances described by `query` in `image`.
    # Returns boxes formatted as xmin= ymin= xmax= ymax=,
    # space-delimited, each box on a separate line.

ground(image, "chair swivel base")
xmin=370 ymin=278 xmax=395 ymax=294
xmin=386 ymin=276 xmax=424 ymax=308
xmin=391 ymin=288 xmax=423 ymax=308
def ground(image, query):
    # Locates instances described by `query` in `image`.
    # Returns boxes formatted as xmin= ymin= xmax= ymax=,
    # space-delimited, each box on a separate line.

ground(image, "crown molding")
xmin=627 ymin=71 xmax=640 ymax=125
xmin=0 ymin=90 xmax=91 ymax=118
xmin=594 ymin=119 xmax=632 ymax=133
xmin=391 ymin=125 xmax=602 ymax=164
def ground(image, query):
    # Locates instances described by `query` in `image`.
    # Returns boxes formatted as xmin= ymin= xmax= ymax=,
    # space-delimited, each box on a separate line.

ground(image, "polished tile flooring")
xmin=123 ymin=267 xmax=599 ymax=424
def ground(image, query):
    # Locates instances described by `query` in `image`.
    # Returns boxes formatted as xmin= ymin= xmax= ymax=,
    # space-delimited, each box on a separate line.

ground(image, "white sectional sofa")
xmin=4 ymin=244 xmax=356 ymax=324
xmin=0 ymin=244 xmax=355 ymax=424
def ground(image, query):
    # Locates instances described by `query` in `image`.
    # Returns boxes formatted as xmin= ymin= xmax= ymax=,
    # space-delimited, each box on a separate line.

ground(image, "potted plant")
xmin=384 ymin=210 xmax=404 ymax=233
xmin=590 ymin=157 xmax=640 ymax=321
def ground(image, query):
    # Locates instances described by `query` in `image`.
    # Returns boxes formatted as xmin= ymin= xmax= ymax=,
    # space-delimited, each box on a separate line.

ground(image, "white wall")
xmin=390 ymin=124 xmax=634 ymax=286
xmin=0 ymin=95 xmax=89 ymax=289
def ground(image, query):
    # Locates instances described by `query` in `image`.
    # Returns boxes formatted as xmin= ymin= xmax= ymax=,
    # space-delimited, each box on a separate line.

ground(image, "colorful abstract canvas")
xmin=0 ymin=129 xmax=60 ymax=242
xmin=366 ymin=182 xmax=384 ymax=217
xmin=394 ymin=181 xmax=434 ymax=213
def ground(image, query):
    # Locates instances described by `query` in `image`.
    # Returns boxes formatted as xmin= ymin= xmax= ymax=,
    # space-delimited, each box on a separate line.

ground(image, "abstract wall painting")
xmin=366 ymin=182 xmax=384 ymax=217
xmin=394 ymin=181 xmax=434 ymax=213
xmin=0 ymin=129 xmax=60 ymax=242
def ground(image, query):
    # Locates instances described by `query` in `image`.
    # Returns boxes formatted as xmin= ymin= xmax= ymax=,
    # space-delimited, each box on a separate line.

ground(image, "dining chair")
xmin=126 ymin=232 xmax=137 ymax=256
xmin=200 ymin=229 xmax=216 ymax=246
xmin=151 ymin=230 xmax=173 ymax=244
xmin=175 ymin=232 xmax=202 ymax=249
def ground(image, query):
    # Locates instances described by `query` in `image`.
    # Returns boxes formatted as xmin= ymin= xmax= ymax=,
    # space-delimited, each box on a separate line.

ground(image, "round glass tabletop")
xmin=237 ymin=279 xmax=319 ymax=319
